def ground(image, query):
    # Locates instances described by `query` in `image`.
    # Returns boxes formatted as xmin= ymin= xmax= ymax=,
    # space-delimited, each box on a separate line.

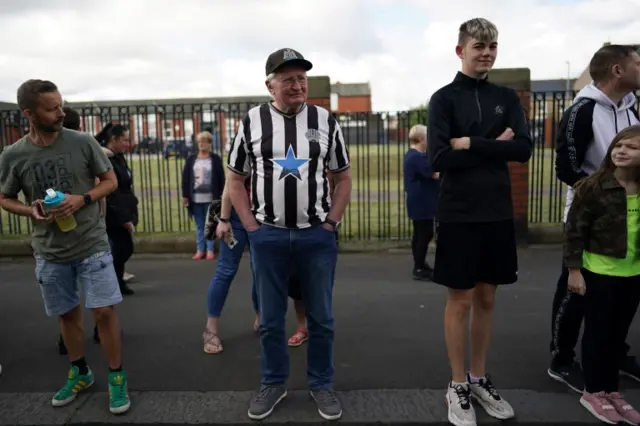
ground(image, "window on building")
xmin=330 ymin=93 xmax=338 ymax=111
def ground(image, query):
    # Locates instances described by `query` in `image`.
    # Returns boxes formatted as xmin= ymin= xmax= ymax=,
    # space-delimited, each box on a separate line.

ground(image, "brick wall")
xmin=544 ymin=116 xmax=554 ymax=148
xmin=510 ymin=89 xmax=530 ymax=243
xmin=336 ymin=95 xmax=372 ymax=113
xmin=308 ymin=96 xmax=331 ymax=110
xmin=487 ymin=68 xmax=531 ymax=242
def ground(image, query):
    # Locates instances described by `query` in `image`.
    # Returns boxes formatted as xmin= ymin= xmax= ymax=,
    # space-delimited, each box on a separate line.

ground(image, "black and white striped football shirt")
xmin=227 ymin=102 xmax=350 ymax=229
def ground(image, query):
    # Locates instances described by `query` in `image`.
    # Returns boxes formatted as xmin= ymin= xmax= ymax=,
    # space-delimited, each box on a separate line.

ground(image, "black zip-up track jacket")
xmin=427 ymin=72 xmax=532 ymax=223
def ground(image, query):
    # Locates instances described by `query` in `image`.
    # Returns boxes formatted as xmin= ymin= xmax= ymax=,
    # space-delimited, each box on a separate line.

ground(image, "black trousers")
xmin=411 ymin=219 xmax=434 ymax=270
xmin=581 ymin=269 xmax=640 ymax=393
xmin=550 ymin=265 xmax=584 ymax=365
xmin=107 ymin=227 xmax=134 ymax=288
xmin=550 ymin=264 xmax=632 ymax=365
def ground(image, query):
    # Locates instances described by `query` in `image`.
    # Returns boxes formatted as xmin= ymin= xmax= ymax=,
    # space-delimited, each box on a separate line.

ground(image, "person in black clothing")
xmin=102 ymin=124 xmax=138 ymax=296
xmin=427 ymin=18 xmax=532 ymax=426
xmin=62 ymin=106 xmax=81 ymax=130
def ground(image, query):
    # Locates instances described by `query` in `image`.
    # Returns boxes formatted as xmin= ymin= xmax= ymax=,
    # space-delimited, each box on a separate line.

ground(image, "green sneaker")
xmin=51 ymin=366 xmax=94 ymax=407
xmin=108 ymin=370 xmax=131 ymax=414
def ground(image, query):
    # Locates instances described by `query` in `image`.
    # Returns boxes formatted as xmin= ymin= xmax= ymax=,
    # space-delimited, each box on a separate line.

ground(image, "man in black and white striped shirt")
xmin=227 ymin=48 xmax=352 ymax=422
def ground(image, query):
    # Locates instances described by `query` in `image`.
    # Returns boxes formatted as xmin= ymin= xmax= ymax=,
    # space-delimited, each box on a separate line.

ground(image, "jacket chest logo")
xmin=494 ymin=105 xmax=504 ymax=115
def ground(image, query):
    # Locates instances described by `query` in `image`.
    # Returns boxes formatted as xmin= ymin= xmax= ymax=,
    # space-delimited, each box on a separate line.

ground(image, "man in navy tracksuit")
xmin=403 ymin=124 xmax=438 ymax=281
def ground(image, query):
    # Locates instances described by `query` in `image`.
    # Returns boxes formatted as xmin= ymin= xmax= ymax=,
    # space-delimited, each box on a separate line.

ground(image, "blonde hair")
xmin=458 ymin=18 xmax=498 ymax=45
xmin=196 ymin=131 xmax=213 ymax=143
xmin=409 ymin=124 xmax=427 ymax=144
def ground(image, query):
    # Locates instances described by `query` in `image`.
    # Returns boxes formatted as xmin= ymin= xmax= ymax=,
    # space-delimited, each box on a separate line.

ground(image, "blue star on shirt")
xmin=272 ymin=146 xmax=309 ymax=180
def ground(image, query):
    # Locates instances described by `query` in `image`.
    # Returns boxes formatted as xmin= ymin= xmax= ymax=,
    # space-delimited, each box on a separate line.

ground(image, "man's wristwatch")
xmin=219 ymin=217 xmax=230 ymax=223
xmin=83 ymin=194 xmax=93 ymax=206
xmin=324 ymin=218 xmax=341 ymax=231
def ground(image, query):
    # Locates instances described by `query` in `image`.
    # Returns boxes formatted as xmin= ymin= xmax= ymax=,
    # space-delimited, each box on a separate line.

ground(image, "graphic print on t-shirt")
xmin=193 ymin=159 xmax=212 ymax=193
xmin=30 ymin=152 xmax=74 ymax=196
xmin=193 ymin=158 xmax=214 ymax=203
xmin=272 ymin=145 xmax=309 ymax=180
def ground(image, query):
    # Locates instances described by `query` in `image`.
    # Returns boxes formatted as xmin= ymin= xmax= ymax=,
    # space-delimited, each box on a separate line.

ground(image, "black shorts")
xmin=433 ymin=219 xmax=518 ymax=290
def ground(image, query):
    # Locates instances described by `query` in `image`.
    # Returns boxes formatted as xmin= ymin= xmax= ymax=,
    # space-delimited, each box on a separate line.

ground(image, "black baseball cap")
xmin=265 ymin=48 xmax=313 ymax=76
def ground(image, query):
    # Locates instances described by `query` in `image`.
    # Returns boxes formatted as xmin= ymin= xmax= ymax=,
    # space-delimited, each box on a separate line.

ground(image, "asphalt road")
xmin=1 ymin=247 xmax=639 ymax=425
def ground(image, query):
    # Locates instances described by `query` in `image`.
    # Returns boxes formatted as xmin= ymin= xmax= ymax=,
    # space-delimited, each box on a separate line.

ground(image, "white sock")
xmin=469 ymin=374 xmax=484 ymax=384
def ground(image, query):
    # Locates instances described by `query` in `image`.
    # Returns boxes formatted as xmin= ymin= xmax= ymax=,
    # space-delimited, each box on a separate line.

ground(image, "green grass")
xmin=129 ymin=145 xmax=406 ymax=192
xmin=0 ymin=145 xmax=564 ymax=238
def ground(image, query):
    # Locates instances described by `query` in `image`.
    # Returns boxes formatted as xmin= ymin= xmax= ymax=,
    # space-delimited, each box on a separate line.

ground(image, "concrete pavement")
xmin=1 ymin=247 xmax=639 ymax=425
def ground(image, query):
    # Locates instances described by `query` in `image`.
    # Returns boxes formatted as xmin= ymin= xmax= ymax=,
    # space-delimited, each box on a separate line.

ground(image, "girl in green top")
xmin=563 ymin=125 xmax=640 ymax=425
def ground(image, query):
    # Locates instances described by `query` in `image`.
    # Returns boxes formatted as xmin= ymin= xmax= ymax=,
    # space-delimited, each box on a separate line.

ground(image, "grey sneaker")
xmin=468 ymin=374 xmax=515 ymax=420
xmin=247 ymin=385 xmax=287 ymax=420
xmin=310 ymin=389 xmax=342 ymax=420
xmin=446 ymin=382 xmax=476 ymax=426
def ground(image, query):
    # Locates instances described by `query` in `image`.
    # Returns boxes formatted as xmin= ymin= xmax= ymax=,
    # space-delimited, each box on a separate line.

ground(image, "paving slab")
xmin=2 ymin=389 xmax=638 ymax=425
xmin=0 ymin=247 xmax=639 ymax=425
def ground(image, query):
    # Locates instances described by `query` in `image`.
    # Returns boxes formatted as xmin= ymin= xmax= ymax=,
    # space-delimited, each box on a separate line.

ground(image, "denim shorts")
xmin=34 ymin=251 xmax=123 ymax=317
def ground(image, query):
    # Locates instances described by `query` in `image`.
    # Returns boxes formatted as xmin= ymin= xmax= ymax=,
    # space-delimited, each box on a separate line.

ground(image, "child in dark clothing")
xmin=403 ymin=124 xmax=439 ymax=280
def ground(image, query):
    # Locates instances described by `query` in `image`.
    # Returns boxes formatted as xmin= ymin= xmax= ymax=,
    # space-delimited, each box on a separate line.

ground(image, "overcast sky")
xmin=0 ymin=0 xmax=637 ymax=111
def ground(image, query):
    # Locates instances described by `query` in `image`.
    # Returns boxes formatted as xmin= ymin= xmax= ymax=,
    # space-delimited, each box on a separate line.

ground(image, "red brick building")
xmin=331 ymin=82 xmax=372 ymax=113
xmin=0 ymin=76 xmax=375 ymax=152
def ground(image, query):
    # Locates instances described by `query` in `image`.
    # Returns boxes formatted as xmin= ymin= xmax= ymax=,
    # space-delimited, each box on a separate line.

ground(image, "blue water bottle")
xmin=43 ymin=188 xmax=77 ymax=232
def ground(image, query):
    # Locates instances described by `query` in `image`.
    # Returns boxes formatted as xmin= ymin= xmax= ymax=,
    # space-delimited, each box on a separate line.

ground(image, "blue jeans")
xmin=207 ymin=212 xmax=258 ymax=317
xmin=34 ymin=251 xmax=123 ymax=317
xmin=192 ymin=202 xmax=214 ymax=253
xmin=248 ymin=224 xmax=338 ymax=389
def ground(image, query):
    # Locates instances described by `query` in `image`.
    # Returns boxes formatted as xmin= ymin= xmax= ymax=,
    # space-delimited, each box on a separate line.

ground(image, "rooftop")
xmin=531 ymin=79 xmax=577 ymax=92
xmin=331 ymin=82 xmax=371 ymax=97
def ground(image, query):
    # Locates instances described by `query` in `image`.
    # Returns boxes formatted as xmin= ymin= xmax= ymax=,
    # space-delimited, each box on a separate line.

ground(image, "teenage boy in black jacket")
xmin=427 ymin=17 xmax=532 ymax=426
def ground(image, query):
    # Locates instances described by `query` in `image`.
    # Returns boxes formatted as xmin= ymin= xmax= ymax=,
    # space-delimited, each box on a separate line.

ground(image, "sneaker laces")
xmin=110 ymin=374 xmax=127 ymax=399
xmin=479 ymin=375 xmax=501 ymax=400
xmin=313 ymin=389 xmax=339 ymax=406
xmin=452 ymin=384 xmax=470 ymax=407
xmin=254 ymin=386 xmax=277 ymax=404
xmin=60 ymin=367 xmax=79 ymax=390
xmin=608 ymin=392 xmax=633 ymax=410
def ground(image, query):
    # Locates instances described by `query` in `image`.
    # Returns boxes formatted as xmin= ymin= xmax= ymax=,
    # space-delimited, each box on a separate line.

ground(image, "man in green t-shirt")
xmin=0 ymin=79 xmax=131 ymax=415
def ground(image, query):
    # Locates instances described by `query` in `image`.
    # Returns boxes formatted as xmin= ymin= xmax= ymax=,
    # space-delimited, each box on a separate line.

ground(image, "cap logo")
xmin=282 ymin=49 xmax=298 ymax=60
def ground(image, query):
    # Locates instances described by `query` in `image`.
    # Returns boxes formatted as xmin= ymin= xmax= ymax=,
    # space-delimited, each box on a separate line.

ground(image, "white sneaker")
xmin=123 ymin=272 xmax=135 ymax=282
xmin=468 ymin=374 xmax=515 ymax=420
xmin=446 ymin=382 xmax=476 ymax=426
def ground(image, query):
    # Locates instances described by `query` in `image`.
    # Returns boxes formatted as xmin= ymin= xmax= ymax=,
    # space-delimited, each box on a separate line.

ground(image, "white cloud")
xmin=0 ymin=0 xmax=638 ymax=111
